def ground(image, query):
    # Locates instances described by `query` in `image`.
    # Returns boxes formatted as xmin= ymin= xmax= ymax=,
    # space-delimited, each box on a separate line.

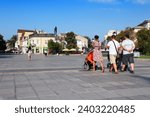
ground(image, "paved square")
xmin=0 ymin=54 xmax=150 ymax=100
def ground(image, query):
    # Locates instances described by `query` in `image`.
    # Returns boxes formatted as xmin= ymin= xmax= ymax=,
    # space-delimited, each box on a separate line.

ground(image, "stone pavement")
xmin=0 ymin=54 xmax=150 ymax=100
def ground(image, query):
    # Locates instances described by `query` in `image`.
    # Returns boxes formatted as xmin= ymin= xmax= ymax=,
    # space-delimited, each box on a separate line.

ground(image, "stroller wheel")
xmin=83 ymin=62 xmax=90 ymax=70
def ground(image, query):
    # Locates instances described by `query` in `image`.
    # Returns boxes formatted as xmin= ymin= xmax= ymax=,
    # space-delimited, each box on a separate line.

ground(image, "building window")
xmin=36 ymin=48 xmax=39 ymax=53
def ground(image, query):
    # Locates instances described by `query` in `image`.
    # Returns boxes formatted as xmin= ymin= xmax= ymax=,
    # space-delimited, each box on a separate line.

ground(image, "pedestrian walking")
xmin=44 ymin=50 xmax=48 ymax=56
xmin=106 ymin=35 xmax=120 ymax=74
xmin=92 ymin=35 xmax=105 ymax=73
xmin=28 ymin=45 xmax=32 ymax=61
xmin=121 ymin=34 xmax=135 ymax=74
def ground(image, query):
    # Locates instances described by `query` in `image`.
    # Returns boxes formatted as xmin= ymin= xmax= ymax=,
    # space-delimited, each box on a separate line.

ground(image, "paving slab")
xmin=0 ymin=54 xmax=150 ymax=100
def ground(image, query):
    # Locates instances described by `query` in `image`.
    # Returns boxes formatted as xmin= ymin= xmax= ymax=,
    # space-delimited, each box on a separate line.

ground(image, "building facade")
xmin=29 ymin=33 xmax=55 ymax=54
xmin=58 ymin=33 xmax=88 ymax=51
xmin=133 ymin=20 xmax=150 ymax=33
xmin=16 ymin=29 xmax=56 ymax=54
xmin=104 ymin=30 xmax=121 ymax=40
xmin=75 ymin=35 xmax=88 ymax=51
xmin=133 ymin=26 xmax=145 ymax=33
xmin=138 ymin=20 xmax=150 ymax=30
xmin=16 ymin=29 xmax=35 ymax=53
xmin=16 ymin=29 xmax=88 ymax=54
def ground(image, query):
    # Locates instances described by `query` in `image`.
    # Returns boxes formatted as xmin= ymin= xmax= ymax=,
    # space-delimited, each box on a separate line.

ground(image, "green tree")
xmin=84 ymin=36 xmax=92 ymax=49
xmin=65 ymin=32 xmax=77 ymax=49
xmin=0 ymin=34 xmax=6 ymax=51
xmin=116 ymin=29 xmax=138 ymax=47
xmin=116 ymin=29 xmax=134 ymax=41
xmin=7 ymin=35 xmax=17 ymax=49
xmin=48 ymin=40 xmax=55 ymax=50
xmin=137 ymin=29 xmax=150 ymax=55
xmin=48 ymin=40 xmax=62 ymax=54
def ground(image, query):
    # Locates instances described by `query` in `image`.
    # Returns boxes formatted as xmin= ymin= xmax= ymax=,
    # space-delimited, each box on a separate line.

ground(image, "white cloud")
xmin=88 ymin=0 xmax=150 ymax=4
xmin=88 ymin=0 xmax=117 ymax=3
xmin=133 ymin=0 xmax=150 ymax=4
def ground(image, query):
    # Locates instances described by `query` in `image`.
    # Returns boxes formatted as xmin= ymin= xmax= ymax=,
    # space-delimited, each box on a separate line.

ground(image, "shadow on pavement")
xmin=0 ymin=67 xmax=81 ymax=73
xmin=136 ymin=66 xmax=150 ymax=68
xmin=0 ymin=55 xmax=14 ymax=58
xmin=131 ymin=75 xmax=150 ymax=83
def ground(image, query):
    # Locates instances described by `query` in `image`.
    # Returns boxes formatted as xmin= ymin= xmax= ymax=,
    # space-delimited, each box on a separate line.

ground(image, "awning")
xmin=62 ymin=48 xmax=69 ymax=51
xmin=69 ymin=48 xmax=76 ymax=51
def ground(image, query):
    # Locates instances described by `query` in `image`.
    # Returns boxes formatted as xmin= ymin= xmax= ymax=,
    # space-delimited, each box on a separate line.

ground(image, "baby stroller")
xmin=83 ymin=51 xmax=98 ymax=70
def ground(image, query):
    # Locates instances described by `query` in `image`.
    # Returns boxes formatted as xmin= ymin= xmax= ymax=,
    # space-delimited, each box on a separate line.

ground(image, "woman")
xmin=92 ymin=35 xmax=105 ymax=73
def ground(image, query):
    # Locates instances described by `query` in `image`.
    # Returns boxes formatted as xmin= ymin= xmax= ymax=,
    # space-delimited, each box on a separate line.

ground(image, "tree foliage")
xmin=116 ymin=29 xmax=134 ymax=41
xmin=116 ymin=29 xmax=138 ymax=47
xmin=7 ymin=35 xmax=17 ymax=49
xmin=137 ymin=29 xmax=150 ymax=55
xmin=48 ymin=40 xmax=62 ymax=54
xmin=84 ymin=36 xmax=92 ymax=49
xmin=0 ymin=34 xmax=6 ymax=51
xmin=65 ymin=32 xmax=77 ymax=49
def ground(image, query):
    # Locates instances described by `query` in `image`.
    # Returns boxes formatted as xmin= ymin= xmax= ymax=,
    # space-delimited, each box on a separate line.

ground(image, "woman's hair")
xmin=94 ymin=35 xmax=99 ymax=40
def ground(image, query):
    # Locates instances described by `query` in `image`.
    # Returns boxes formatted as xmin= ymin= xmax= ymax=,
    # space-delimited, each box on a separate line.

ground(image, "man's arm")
xmin=128 ymin=42 xmax=135 ymax=52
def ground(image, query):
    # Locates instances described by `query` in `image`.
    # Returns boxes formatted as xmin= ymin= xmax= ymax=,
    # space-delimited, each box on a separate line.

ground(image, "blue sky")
xmin=0 ymin=0 xmax=150 ymax=40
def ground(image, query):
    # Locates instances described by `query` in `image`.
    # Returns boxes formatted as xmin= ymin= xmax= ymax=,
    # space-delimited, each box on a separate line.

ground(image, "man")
xmin=121 ymin=34 xmax=135 ymax=74
xmin=106 ymin=35 xmax=120 ymax=74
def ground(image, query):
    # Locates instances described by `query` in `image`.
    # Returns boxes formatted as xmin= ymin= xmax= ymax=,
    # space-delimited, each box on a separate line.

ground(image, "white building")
xmin=16 ymin=29 xmax=88 ymax=53
xmin=29 ymin=33 xmax=55 ymax=54
xmin=16 ymin=29 xmax=35 ymax=54
xmin=133 ymin=26 xmax=145 ymax=33
xmin=104 ymin=30 xmax=121 ymax=40
xmin=75 ymin=35 xmax=88 ymax=51
xmin=133 ymin=20 xmax=150 ymax=33
xmin=138 ymin=20 xmax=150 ymax=30
xmin=16 ymin=29 xmax=57 ymax=54
xmin=58 ymin=33 xmax=88 ymax=51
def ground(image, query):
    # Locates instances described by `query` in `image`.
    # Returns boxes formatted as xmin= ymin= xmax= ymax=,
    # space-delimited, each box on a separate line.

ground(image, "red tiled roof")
xmin=17 ymin=29 xmax=35 ymax=33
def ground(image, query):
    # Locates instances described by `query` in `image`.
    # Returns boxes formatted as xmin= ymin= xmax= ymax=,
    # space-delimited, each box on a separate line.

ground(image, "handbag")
xmin=112 ymin=41 xmax=119 ymax=59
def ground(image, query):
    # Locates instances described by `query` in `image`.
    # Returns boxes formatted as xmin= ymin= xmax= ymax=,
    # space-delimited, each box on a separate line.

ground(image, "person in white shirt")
xmin=106 ymin=35 xmax=120 ymax=74
xmin=121 ymin=34 xmax=135 ymax=73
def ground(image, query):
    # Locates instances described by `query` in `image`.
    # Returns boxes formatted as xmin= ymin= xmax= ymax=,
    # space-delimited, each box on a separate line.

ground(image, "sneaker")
xmin=120 ymin=69 xmax=124 ymax=72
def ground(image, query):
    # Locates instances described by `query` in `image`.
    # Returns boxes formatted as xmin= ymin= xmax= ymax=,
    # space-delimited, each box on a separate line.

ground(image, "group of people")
xmin=92 ymin=34 xmax=135 ymax=74
xmin=26 ymin=34 xmax=135 ymax=74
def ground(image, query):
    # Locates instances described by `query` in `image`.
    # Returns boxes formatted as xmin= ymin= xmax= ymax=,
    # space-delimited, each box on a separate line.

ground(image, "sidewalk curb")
xmin=135 ymin=58 xmax=150 ymax=62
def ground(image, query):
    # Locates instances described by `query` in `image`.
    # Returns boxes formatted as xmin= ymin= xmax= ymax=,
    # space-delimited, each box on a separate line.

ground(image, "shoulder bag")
xmin=112 ymin=41 xmax=119 ymax=59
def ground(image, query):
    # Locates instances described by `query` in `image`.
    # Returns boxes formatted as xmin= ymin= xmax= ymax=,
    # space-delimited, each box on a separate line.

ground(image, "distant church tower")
xmin=54 ymin=26 xmax=58 ymax=42
xmin=54 ymin=26 xmax=57 ymax=36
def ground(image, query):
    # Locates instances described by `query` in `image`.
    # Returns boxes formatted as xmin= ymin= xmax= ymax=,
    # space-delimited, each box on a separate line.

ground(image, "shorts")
xmin=109 ymin=55 xmax=117 ymax=64
xmin=122 ymin=54 xmax=134 ymax=65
